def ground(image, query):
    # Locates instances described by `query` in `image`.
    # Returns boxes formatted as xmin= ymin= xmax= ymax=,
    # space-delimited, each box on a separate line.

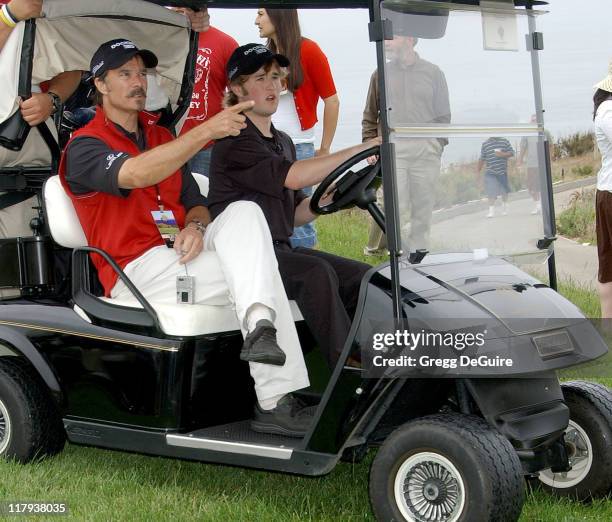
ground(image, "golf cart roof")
xmin=150 ymin=0 xmax=547 ymax=8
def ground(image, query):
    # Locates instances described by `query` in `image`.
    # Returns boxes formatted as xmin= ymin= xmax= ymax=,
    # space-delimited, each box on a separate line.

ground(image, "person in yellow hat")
xmin=593 ymin=59 xmax=612 ymax=318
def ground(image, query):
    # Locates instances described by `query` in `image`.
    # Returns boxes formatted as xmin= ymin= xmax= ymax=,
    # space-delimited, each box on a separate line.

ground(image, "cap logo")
xmin=92 ymin=61 xmax=104 ymax=75
xmin=244 ymin=45 xmax=268 ymax=56
xmin=110 ymin=40 xmax=136 ymax=50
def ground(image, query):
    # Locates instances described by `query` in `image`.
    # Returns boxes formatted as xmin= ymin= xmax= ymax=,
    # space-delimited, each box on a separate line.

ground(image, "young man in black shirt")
xmin=208 ymin=44 xmax=380 ymax=368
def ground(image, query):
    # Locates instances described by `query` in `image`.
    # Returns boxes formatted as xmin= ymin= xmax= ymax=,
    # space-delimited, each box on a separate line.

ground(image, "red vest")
xmin=59 ymin=107 xmax=186 ymax=296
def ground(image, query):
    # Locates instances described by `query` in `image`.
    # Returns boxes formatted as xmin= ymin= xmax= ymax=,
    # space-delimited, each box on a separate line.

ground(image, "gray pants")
xmin=367 ymin=139 xmax=442 ymax=252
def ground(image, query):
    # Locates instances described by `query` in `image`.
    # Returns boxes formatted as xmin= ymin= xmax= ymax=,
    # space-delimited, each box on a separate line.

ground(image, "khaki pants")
xmin=367 ymin=139 xmax=442 ymax=252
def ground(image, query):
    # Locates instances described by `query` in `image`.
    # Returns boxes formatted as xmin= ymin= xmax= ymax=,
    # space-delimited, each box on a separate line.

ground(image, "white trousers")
xmin=111 ymin=201 xmax=310 ymax=403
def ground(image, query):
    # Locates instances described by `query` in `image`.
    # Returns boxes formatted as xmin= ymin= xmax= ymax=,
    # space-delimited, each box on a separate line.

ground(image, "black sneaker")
xmin=251 ymin=394 xmax=316 ymax=438
xmin=241 ymin=319 xmax=286 ymax=366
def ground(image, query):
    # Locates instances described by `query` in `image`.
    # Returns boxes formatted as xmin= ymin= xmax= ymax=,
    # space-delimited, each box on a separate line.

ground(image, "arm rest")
xmin=72 ymin=246 xmax=161 ymax=332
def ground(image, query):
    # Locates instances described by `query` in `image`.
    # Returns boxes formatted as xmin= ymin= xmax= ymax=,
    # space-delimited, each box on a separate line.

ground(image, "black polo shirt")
xmin=208 ymin=118 xmax=306 ymax=243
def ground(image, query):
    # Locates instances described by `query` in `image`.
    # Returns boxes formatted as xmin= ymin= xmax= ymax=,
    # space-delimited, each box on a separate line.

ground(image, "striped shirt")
xmin=480 ymin=137 xmax=514 ymax=176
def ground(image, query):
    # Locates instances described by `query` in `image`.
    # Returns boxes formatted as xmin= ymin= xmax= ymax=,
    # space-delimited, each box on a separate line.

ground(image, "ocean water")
xmin=211 ymin=2 xmax=612 ymax=150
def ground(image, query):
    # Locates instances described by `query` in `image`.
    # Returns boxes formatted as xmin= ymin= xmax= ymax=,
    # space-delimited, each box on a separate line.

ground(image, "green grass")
xmin=0 ymin=209 xmax=610 ymax=521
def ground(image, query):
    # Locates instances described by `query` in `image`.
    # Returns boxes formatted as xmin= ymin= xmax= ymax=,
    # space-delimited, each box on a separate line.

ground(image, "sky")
xmin=208 ymin=1 xmax=612 ymax=151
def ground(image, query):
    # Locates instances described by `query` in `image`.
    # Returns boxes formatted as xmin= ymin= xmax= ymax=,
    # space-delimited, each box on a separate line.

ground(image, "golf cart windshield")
xmin=380 ymin=0 xmax=550 ymax=266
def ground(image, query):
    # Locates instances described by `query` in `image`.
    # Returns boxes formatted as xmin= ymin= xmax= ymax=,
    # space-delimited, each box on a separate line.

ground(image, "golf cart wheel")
xmin=369 ymin=414 xmax=524 ymax=522
xmin=536 ymin=381 xmax=612 ymax=501
xmin=0 ymin=357 xmax=65 ymax=462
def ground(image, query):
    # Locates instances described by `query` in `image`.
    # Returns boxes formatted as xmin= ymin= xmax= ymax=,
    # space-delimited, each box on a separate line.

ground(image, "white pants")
xmin=111 ymin=201 xmax=310 ymax=403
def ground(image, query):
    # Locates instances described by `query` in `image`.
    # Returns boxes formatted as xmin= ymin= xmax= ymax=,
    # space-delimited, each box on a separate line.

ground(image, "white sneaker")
xmin=501 ymin=204 xmax=508 ymax=216
xmin=531 ymin=203 xmax=541 ymax=215
xmin=486 ymin=208 xmax=494 ymax=218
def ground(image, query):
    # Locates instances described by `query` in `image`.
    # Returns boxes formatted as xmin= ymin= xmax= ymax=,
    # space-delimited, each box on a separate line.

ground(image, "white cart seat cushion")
xmin=99 ymin=297 xmax=304 ymax=336
xmin=44 ymin=175 xmax=88 ymax=248
xmin=45 ymin=174 xmax=303 ymax=336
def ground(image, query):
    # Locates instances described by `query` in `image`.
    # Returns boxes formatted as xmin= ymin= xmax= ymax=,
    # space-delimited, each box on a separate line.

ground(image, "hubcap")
xmin=0 ymin=397 xmax=11 ymax=454
xmin=538 ymin=419 xmax=593 ymax=488
xmin=394 ymin=452 xmax=465 ymax=522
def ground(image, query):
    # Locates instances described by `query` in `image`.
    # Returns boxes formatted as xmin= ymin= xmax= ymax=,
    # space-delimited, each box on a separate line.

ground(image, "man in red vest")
xmin=59 ymin=39 xmax=313 ymax=437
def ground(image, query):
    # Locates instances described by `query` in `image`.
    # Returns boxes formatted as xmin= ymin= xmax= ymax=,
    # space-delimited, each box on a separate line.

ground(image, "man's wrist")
xmin=47 ymin=91 xmax=62 ymax=116
xmin=186 ymin=219 xmax=206 ymax=235
xmin=1 ymin=4 xmax=18 ymax=27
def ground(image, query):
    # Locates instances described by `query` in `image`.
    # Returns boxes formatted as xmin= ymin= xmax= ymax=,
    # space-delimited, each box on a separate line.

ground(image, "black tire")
xmin=0 ymin=357 xmax=65 ymax=462
xmin=536 ymin=380 xmax=612 ymax=501
xmin=369 ymin=414 xmax=524 ymax=522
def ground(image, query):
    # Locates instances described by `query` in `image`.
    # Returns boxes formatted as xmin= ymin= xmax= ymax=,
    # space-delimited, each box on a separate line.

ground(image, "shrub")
xmin=557 ymin=188 xmax=596 ymax=244
xmin=554 ymin=132 xmax=595 ymax=159
xmin=571 ymin=165 xmax=594 ymax=177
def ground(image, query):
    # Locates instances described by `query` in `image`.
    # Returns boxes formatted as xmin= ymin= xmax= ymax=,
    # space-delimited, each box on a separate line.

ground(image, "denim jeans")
xmin=290 ymin=142 xmax=317 ymax=248
xmin=188 ymin=146 xmax=213 ymax=177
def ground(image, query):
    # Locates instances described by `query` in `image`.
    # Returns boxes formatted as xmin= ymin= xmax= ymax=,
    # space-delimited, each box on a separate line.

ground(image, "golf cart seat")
xmin=43 ymin=174 xmax=303 ymax=336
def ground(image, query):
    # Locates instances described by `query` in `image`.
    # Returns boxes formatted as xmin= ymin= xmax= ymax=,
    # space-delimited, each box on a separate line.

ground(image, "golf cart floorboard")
xmin=178 ymin=420 xmax=302 ymax=449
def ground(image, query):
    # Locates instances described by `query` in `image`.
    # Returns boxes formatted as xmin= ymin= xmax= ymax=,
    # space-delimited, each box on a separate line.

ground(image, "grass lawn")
xmin=0 ymin=208 xmax=610 ymax=521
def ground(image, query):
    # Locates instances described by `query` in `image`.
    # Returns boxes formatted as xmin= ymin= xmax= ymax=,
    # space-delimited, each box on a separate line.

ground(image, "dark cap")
xmin=90 ymin=39 xmax=158 ymax=78
xmin=226 ymin=43 xmax=289 ymax=82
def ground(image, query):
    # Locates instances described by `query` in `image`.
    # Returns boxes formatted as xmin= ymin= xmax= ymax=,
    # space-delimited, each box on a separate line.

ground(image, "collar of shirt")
xmin=112 ymin=122 xmax=146 ymax=151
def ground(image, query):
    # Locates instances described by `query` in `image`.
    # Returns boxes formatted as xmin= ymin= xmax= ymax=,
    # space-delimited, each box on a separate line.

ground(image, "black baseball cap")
xmin=90 ymin=39 xmax=158 ymax=78
xmin=226 ymin=43 xmax=290 ymax=82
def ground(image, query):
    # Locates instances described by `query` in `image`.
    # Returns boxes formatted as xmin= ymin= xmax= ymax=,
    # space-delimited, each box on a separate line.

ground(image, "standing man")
xmin=477 ymin=136 xmax=515 ymax=218
xmin=361 ymin=27 xmax=450 ymax=256
xmin=176 ymin=7 xmax=238 ymax=177
xmin=518 ymin=114 xmax=552 ymax=215
xmin=208 ymin=44 xmax=379 ymax=368
xmin=60 ymin=39 xmax=314 ymax=437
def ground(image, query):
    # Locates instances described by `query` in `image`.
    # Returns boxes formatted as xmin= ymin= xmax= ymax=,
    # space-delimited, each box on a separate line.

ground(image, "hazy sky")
xmin=209 ymin=1 xmax=612 ymax=150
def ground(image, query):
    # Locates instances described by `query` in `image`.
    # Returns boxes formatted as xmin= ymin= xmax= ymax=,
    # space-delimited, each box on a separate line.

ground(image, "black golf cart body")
xmin=0 ymin=1 xmax=610 ymax=520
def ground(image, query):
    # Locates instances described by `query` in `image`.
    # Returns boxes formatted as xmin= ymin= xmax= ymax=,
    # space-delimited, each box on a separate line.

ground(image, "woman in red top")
xmin=255 ymin=7 xmax=339 ymax=248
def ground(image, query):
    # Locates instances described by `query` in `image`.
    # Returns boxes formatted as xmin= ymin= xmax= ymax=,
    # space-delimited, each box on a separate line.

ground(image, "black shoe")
xmin=240 ymin=319 xmax=286 ymax=366
xmin=251 ymin=394 xmax=316 ymax=438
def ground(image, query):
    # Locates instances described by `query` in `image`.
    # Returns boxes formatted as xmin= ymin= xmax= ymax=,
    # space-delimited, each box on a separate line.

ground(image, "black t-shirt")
xmin=65 ymin=122 xmax=206 ymax=211
xmin=208 ymin=118 xmax=306 ymax=243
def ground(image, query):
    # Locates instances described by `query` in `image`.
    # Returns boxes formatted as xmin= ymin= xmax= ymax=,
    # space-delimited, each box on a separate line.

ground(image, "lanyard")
xmin=155 ymin=185 xmax=164 ymax=211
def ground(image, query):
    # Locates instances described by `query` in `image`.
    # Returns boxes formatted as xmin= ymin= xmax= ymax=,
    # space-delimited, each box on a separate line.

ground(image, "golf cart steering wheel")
xmin=309 ymin=146 xmax=381 ymax=215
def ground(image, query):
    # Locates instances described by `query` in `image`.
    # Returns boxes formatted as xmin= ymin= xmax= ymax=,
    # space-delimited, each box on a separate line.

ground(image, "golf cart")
xmin=0 ymin=0 xmax=610 ymax=521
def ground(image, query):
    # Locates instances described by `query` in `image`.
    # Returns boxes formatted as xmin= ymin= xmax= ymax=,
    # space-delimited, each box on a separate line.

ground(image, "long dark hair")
xmin=594 ymin=88 xmax=612 ymax=120
xmin=265 ymin=9 xmax=304 ymax=92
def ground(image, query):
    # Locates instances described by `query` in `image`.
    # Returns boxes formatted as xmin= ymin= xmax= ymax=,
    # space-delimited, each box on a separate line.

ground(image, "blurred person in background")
xmin=255 ymin=7 xmax=339 ymax=248
xmin=593 ymin=60 xmax=612 ymax=318
xmin=175 ymin=7 xmax=238 ymax=178
xmin=361 ymin=28 xmax=450 ymax=255
xmin=477 ymin=136 xmax=515 ymax=218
